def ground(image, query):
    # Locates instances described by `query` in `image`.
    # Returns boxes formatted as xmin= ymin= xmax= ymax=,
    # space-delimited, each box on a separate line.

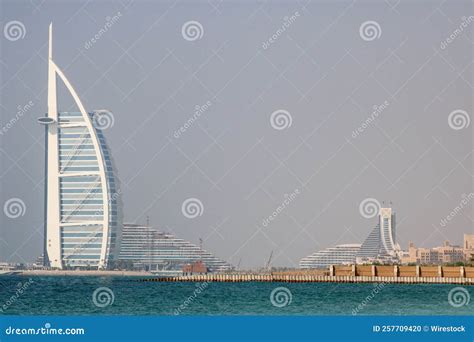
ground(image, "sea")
xmin=0 ymin=276 xmax=472 ymax=315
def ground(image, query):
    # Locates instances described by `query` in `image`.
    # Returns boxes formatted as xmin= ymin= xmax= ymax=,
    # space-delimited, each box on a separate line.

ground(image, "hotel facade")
xmin=301 ymin=207 xmax=400 ymax=268
xmin=299 ymin=244 xmax=361 ymax=269
xmin=39 ymin=24 xmax=122 ymax=269
xmin=356 ymin=207 xmax=400 ymax=263
xmin=119 ymin=224 xmax=232 ymax=274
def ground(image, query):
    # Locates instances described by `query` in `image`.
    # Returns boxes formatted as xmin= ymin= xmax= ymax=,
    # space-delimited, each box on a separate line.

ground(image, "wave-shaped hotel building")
xmin=299 ymin=244 xmax=361 ymax=269
xmin=300 ymin=207 xmax=401 ymax=268
xmin=356 ymin=207 xmax=400 ymax=263
xmin=119 ymin=224 xmax=232 ymax=274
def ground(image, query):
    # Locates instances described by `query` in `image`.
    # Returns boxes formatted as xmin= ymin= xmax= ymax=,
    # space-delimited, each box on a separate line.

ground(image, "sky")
xmin=0 ymin=0 xmax=472 ymax=268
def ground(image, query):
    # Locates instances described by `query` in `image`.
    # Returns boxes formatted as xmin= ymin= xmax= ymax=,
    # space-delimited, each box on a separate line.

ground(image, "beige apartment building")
xmin=464 ymin=233 xmax=474 ymax=261
xmin=401 ymin=234 xmax=473 ymax=265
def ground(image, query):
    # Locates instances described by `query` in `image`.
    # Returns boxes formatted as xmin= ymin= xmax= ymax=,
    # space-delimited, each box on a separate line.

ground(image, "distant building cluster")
xmin=400 ymin=234 xmax=474 ymax=265
xmin=300 ymin=207 xmax=473 ymax=268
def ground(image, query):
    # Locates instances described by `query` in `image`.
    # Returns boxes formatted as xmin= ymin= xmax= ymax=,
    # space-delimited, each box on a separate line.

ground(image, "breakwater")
xmin=142 ymin=265 xmax=474 ymax=285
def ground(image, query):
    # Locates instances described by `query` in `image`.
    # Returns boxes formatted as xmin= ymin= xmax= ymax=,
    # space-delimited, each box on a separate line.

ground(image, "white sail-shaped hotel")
xmin=38 ymin=24 xmax=122 ymax=269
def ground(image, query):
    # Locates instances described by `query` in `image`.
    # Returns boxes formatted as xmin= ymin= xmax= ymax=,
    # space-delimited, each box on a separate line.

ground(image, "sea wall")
xmin=143 ymin=265 xmax=474 ymax=284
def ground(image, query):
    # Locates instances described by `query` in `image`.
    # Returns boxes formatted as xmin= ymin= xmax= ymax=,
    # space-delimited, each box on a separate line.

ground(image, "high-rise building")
xmin=119 ymin=224 xmax=232 ymax=273
xmin=356 ymin=207 xmax=400 ymax=263
xmin=300 ymin=207 xmax=401 ymax=268
xmin=299 ymin=244 xmax=361 ymax=269
xmin=38 ymin=24 xmax=122 ymax=269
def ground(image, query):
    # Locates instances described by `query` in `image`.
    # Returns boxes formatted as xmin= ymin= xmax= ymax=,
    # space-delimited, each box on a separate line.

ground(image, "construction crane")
xmin=265 ymin=250 xmax=273 ymax=272
xmin=199 ymin=238 xmax=203 ymax=262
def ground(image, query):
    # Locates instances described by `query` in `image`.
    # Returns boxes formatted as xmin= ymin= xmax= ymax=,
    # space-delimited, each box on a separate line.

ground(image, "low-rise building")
xmin=401 ymin=240 xmax=465 ymax=264
xmin=183 ymin=261 xmax=208 ymax=274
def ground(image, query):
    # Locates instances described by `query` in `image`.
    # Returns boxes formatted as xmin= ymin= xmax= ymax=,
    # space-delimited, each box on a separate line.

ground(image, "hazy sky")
xmin=1 ymin=0 xmax=472 ymax=268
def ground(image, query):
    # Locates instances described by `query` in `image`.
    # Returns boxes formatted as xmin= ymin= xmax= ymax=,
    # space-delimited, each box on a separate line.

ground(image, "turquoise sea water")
xmin=0 ymin=276 xmax=472 ymax=315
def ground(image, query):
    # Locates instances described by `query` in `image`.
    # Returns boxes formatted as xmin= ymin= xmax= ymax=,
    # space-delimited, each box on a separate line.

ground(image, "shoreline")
xmin=1 ymin=269 xmax=474 ymax=285
xmin=0 ymin=270 xmax=153 ymax=276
